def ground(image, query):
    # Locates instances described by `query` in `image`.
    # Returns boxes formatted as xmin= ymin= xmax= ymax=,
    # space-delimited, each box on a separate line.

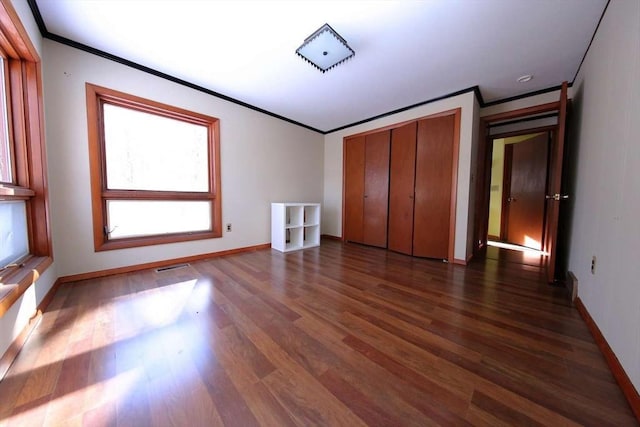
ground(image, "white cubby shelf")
xmin=271 ymin=203 xmax=321 ymax=252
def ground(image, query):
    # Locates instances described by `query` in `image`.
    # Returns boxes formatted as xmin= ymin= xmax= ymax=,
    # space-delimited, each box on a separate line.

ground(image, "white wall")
xmin=322 ymin=91 xmax=478 ymax=262
xmin=567 ymin=0 xmax=640 ymax=390
xmin=42 ymin=41 xmax=324 ymax=277
xmin=0 ymin=0 xmax=58 ymax=361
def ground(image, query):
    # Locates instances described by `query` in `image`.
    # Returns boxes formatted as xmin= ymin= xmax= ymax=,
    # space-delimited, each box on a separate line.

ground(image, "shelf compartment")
xmin=303 ymin=205 xmax=320 ymax=226
xmin=286 ymin=205 xmax=303 ymax=227
xmin=303 ymin=224 xmax=320 ymax=248
xmin=285 ymin=226 xmax=303 ymax=250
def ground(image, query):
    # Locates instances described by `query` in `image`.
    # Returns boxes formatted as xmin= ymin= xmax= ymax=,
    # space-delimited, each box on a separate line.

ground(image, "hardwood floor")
xmin=0 ymin=240 xmax=637 ymax=426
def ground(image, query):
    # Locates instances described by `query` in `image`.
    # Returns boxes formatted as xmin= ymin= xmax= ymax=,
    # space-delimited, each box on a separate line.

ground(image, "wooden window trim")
xmin=0 ymin=0 xmax=53 ymax=318
xmin=0 ymin=256 xmax=51 ymax=316
xmin=86 ymin=83 xmax=222 ymax=251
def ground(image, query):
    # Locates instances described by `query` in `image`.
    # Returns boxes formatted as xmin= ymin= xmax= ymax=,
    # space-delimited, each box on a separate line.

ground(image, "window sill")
xmin=96 ymin=230 xmax=222 ymax=251
xmin=0 ymin=256 xmax=52 ymax=318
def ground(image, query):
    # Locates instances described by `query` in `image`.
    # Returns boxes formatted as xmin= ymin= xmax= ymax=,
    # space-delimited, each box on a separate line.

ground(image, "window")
xmin=0 ymin=1 xmax=52 ymax=315
xmin=86 ymin=84 xmax=222 ymax=251
xmin=0 ymin=57 xmax=26 ymax=268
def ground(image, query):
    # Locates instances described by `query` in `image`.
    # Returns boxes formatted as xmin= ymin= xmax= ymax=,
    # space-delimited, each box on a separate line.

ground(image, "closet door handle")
xmin=409 ymin=195 xmax=414 ymax=199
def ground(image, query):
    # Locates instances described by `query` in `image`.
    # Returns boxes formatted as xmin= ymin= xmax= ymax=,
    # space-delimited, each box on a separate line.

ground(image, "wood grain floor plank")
xmin=470 ymin=389 xmax=547 ymax=427
xmin=432 ymin=304 xmax=609 ymax=369
xmin=348 ymin=307 xmax=482 ymax=364
xmin=41 ymin=338 xmax=92 ymax=426
xmin=317 ymin=368 xmax=404 ymax=427
xmin=5 ymin=395 xmax=50 ymax=427
xmin=81 ymin=401 xmax=116 ymax=427
xmin=438 ymin=354 xmax=585 ymax=427
xmin=220 ymin=324 xmax=276 ymax=380
xmin=190 ymin=346 xmax=259 ymax=427
xmin=239 ymin=381 xmax=298 ymax=427
xmin=262 ymin=367 xmax=368 ymax=427
xmin=203 ymin=313 xmax=297 ymax=427
xmin=294 ymin=316 xmax=431 ymax=427
xmin=341 ymin=313 xmax=476 ymax=402
xmin=306 ymin=273 xmax=436 ymax=331
xmin=342 ymin=333 xmax=472 ymax=418
xmin=12 ymin=331 xmax=69 ymax=407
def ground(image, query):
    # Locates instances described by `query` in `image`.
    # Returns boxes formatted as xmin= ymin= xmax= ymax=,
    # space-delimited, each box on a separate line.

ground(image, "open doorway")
xmin=474 ymin=82 xmax=569 ymax=283
xmin=486 ymin=131 xmax=551 ymax=266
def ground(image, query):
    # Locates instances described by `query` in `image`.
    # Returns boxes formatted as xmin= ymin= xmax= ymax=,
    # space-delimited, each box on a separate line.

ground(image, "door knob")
xmin=545 ymin=194 xmax=569 ymax=201
xmin=507 ymin=197 xmax=516 ymax=202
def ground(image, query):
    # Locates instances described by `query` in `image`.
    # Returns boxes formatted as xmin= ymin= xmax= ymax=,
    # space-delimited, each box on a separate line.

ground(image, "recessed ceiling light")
xmin=517 ymin=74 xmax=533 ymax=83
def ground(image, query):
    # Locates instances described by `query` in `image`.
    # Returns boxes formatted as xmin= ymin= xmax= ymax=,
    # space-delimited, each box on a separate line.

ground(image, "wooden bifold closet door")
xmin=388 ymin=122 xmax=417 ymax=255
xmin=344 ymin=131 xmax=390 ymax=248
xmin=344 ymin=135 xmax=366 ymax=244
xmin=412 ymin=114 xmax=455 ymax=259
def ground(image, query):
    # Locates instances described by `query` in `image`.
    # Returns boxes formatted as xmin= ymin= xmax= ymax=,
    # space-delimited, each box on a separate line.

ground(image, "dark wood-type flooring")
xmin=0 ymin=240 xmax=637 ymax=426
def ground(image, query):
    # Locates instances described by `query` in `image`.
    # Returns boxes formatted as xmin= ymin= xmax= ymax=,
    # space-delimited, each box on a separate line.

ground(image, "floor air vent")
xmin=156 ymin=263 xmax=190 ymax=272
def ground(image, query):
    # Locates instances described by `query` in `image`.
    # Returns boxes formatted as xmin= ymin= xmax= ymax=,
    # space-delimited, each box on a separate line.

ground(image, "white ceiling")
xmin=34 ymin=0 xmax=607 ymax=133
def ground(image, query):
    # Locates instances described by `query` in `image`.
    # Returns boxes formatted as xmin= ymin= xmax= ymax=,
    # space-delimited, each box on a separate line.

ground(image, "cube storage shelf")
xmin=271 ymin=203 xmax=320 ymax=252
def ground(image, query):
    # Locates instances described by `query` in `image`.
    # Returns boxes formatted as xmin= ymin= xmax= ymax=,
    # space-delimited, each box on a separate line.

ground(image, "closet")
xmin=343 ymin=110 xmax=459 ymax=260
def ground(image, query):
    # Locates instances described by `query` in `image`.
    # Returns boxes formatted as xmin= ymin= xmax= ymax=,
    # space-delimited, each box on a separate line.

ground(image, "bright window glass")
xmin=103 ymin=103 xmax=209 ymax=192
xmin=0 ymin=201 xmax=29 ymax=267
xmin=106 ymin=200 xmax=212 ymax=239
xmin=0 ymin=58 xmax=11 ymax=183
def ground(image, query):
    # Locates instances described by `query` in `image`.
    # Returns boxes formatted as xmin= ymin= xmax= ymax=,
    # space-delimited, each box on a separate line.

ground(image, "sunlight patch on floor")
xmin=487 ymin=240 xmax=547 ymax=256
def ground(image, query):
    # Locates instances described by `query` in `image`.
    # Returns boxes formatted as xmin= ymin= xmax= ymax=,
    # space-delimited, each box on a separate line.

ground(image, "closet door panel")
xmin=388 ymin=122 xmax=417 ymax=255
xmin=363 ymin=131 xmax=390 ymax=248
xmin=413 ymin=115 xmax=454 ymax=259
xmin=344 ymin=136 xmax=365 ymax=243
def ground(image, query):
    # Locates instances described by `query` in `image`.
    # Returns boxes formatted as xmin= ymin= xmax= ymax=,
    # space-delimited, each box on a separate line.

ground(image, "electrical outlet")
xmin=226 ymin=223 xmax=232 ymax=232
xmin=591 ymin=255 xmax=596 ymax=275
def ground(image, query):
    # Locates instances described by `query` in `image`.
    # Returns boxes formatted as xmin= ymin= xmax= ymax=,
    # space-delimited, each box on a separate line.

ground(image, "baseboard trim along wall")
xmin=452 ymin=254 xmax=473 ymax=266
xmin=58 ymin=243 xmax=272 ymax=284
xmin=575 ymin=297 xmax=640 ymax=421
